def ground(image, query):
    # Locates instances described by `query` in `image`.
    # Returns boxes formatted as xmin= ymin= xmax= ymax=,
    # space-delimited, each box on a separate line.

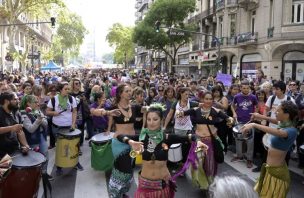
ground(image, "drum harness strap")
xmin=42 ymin=173 xmax=53 ymax=198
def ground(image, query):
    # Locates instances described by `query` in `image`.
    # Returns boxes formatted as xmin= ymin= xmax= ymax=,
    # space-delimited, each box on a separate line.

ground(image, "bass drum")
xmin=0 ymin=150 xmax=45 ymax=198
xmin=168 ymin=143 xmax=182 ymax=162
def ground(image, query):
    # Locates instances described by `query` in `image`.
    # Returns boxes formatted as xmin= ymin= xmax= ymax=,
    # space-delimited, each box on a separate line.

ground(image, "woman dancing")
xmin=177 ymin=91 xmax=233 ymax=191
xmin=116 ymin=104 xmax=208 ymax=198
xmin=242 ymin=101 xmax=298 ymax=198
xmin=107 ymin=84 xmax=137 ymax=198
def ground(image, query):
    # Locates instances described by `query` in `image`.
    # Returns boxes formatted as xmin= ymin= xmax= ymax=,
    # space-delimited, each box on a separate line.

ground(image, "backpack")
xmin=51 ymin=95 xmax=74 ymax=112
xmin=269 ymin=95 xmax=291 ymax=110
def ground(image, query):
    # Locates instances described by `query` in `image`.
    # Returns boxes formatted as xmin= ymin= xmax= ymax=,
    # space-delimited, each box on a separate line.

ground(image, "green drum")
xmin=90 ymin=132 xmax=114 ymax=171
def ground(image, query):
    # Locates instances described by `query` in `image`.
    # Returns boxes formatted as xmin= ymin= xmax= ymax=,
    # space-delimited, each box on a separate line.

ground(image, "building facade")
xmin=174 ymin=0 xmax=304 ymax=81
xmin=0 ymin=4 xmax=52 ymax=73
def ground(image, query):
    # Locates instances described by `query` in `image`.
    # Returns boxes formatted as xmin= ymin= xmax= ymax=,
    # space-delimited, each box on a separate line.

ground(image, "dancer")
xmin=116 ymin=104 xmax=208 ymax=198
xmin=177 ymin=91 xmax=233 ymax=190
xmin=107 ymin=84 xmax=137 ymax=198
xmin=242 ymin=101 xmax=298 ymax=198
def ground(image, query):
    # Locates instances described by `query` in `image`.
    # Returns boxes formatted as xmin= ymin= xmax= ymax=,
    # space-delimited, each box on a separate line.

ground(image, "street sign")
xmin=27 ymin=54 xmax=40 ymax=59
xmin=168 ymin=30 xmax=185 ymax=36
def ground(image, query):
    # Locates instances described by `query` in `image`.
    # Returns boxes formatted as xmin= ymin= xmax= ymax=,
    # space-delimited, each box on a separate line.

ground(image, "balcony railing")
xmin=236 ymin=32 xmax=258 ymax=43
xmin=138 ymin=0 xmax=148 ymax=12
xmin=238 ymin=0 xmax=259 ymax=5
xmin=216 ymin=0 xmax=225 ymax=10
xmin=227 ymin=0 xmax=238 ymax=6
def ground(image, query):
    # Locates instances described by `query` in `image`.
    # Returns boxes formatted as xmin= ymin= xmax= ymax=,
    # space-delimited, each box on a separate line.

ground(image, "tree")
xmin=47 ymin=9 xmax=88 ymax=66
xmin=133 ymin=0 xmax=196 ymax=72
xmin=106 ymin=23 xmax=135 ymax=67
xmin=0 ymin=0 xmax=65 ymax=52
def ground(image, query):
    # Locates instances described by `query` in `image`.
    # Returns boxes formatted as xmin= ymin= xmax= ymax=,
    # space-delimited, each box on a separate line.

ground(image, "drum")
xmin=91 ymin=132 xmax=114 ymax=171
xmin=55 ymin=128 xmax=81 ymax=168
xmin=262 ymin=134 xmax=271 ymax=150
xmin=233 ymin=124 xmax=253 ymax=140
xmin=168 ymin=143 xmax=182 ymax=162
xmin=299 ymin=144 xmax=304 ymax=154
xmin=0 ymin=150 xmax=45 ymax=198
xmin=91 ymin=132 xmax=114 ymax=145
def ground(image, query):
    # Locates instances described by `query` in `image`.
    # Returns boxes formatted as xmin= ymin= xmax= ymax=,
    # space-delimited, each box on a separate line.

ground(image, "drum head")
xmin=262 ymin=134 xmax=271 ymax=149
xmin=12 ymin=150 xmax=45 ymax=168
xmin=170 ymin=143 xmax=181 ymax=149
xmin=91 ymin=132 xmax=114 ymax=144
xmin=233 ymin=124 xmax=244 ymax=133
xmin=58 ymin=128 xmax=81 ymax=137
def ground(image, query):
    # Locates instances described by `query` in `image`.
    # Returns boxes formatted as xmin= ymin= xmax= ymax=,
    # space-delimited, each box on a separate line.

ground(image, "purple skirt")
xmin=201 ymin=138 xmax=217 ymax=177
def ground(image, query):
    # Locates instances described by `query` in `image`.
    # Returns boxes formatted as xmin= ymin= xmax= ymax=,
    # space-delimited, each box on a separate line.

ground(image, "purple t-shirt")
xmin=233 ymin=93 xmax=258 ymax=123
xmin=90 ymin=102 xmax=108 ymax=130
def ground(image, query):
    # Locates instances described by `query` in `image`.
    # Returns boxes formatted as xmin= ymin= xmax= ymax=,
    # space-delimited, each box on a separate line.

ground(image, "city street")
xmin=38 ymin=140 xmax=304 ymax=198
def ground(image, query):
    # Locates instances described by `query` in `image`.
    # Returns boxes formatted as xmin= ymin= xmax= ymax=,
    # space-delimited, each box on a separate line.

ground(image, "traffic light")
xmin=50 ymin=17 xmax=56 ymax=28
xmin=155 ymin=21 xmax=161 ymax=33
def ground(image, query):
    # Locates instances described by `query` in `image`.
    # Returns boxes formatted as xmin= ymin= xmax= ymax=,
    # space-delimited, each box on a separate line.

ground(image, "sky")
xmin=65 ymin=0 xmax=136 ymax=57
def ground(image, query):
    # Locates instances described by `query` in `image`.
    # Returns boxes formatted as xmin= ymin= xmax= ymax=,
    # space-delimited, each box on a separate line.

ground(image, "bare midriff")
xmin=114 ymin=123 xmax=135 ymax=137
xmin=141 ymin=160 xmax=171 ymax=181
xmin=266 ymin=148 xmax=287 ymax=166
xmin=195 ymin=124 xmax=218 ymax=137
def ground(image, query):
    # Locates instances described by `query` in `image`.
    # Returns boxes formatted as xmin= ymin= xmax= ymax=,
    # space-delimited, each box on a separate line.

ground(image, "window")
xmin=251 ymin=10 xmax=256 ymax=34
xmin=292 ymin=0 xmax=304 ymax=23
xmin=219 ymin=16 xmax=223 ymax=38
xmin=230 ymin=14 xmax=236 ymax=37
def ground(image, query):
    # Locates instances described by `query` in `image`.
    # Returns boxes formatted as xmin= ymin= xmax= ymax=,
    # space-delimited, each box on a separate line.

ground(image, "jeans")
xmin=235 ymin=128 xmax=255 ymax=161
xmin=30 ymin=133 xmax=48 ymax=173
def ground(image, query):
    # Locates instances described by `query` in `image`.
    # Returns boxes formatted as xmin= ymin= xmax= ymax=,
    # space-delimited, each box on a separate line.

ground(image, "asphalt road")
xmin=37 ymin=140 xmax=304 ymax=198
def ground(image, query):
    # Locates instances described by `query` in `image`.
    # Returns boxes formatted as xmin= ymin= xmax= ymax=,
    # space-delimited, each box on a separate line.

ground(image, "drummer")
xmin=0 ymin=92 xmax=30 ymax=158
xmin=241 ymin=101 xmax=298 ymax=198
xmin=46 ymin=81 xmax=83 ymax=175
xmin=231 ymin=80 xmax=258 ymax=168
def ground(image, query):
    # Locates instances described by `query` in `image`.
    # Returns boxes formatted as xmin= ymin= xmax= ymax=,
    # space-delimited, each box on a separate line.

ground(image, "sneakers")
xmin=247 ymin=160 xmax=253 ymax=168
xmin=74 ymin=163 xmax=84 ymax=171
xmin=252 ymin=166 xmax=261 ymax=172
xmin=56 ymin=168 xmax=63 ymax=176
xmin=231 ymin=157 xmax=243 ymax=162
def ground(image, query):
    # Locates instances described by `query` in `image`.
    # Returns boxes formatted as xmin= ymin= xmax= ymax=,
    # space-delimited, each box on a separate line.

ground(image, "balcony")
xmin=216 ymin=0 xmax=225 ymax=10
xmin=138 ymin=0 xmax=148 ymax=12
xmin=236 ymin=32 xmax=258 ymax=44
xmin=227 ymin=0 xmax=238 ymax=7
xmin=238 ymin=0 xmax=259 ymax=7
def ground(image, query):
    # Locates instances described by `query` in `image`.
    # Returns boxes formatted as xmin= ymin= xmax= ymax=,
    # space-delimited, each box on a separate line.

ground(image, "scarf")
xmin=139 ymin=128 xmax=163 ymax=145
xmin=58 ymin=94 xmax=68 ymax=109
xmin=278 ymin=120 xmax=294 ymax=129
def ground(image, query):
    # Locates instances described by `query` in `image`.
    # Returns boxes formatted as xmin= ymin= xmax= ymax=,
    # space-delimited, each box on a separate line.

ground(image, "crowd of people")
xmin=0 ymin=68 xmax=303 ymax=198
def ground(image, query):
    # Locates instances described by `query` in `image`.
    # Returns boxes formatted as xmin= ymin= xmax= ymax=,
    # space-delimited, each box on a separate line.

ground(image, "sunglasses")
xmin=290 ymin=84 xmax=296 ymax=86
xmin=158 ymin=89 xmax=164 ymax=92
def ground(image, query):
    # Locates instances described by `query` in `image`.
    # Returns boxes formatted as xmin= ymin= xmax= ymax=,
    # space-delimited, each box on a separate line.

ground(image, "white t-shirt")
xmin=266 ymin=95 xmax=295 ymax=128
xmin=47 ymin=95 xmax=77 ymax=127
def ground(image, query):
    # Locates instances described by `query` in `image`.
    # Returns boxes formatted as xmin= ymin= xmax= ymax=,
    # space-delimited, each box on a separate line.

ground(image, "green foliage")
xmin=106 ymin=23 xmax=135 ymax=64
xmin=133 ymin=0 xmax=196 ymax=66
xmin=48 ymin=9 xmax=88 ymax=65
